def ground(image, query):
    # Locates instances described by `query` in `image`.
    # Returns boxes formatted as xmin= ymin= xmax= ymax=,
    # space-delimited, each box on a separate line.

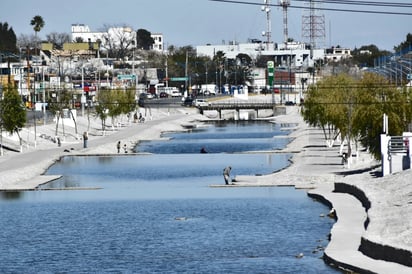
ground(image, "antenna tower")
xmin=261 ymin=0 xmax=272 ymax=50
xmin=301 ymin=0 xmax=325 ymax=49
xmin=279 ymin=0 xmax=290 ymax=44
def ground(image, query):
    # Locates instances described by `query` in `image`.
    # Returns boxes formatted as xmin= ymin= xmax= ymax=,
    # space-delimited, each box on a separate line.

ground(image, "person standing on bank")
xmin=223 ymin=166 xmax=232 ymax=185
xmin=117 ymin=141 xmax=121 ymax=153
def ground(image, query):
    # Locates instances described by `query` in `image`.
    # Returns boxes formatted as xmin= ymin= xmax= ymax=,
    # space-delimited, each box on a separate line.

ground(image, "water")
xmin=0 ymin=121 xmax=339 ymax=273
xmin=136 ymin=121 xmax=292 ymax=154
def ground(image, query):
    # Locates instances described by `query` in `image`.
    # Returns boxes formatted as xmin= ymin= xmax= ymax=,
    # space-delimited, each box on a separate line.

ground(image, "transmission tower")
xmin=261 ymin=0 xmax=272 ymax=50
xmin=279 ymin=0 xmax=290 ymax=44
xmin=301 ymin=0 xmax=325 ymax=49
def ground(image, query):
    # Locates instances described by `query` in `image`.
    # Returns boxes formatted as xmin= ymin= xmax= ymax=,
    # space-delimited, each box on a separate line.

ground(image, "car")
xmin=159 ymin=92 xmax=169 ymax=98
xmin=285 ymin=101 xmax=296 ymax=106
xmin=181 ymin=97 xmax=193 ymax=107
xmin=171 ymin=90 xmax=182 ymax=97
xmin=193 ymin=99 xmax=209 ymax=107
xmin=203 ymin=89 xmax=216 ymax=96
xmin=138 ymin=98 xmax=145 ymax=107
xmin=146 ymin=93 xmax=156 ymax=99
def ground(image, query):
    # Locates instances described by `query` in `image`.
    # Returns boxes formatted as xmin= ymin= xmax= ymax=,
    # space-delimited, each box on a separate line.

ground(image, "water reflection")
xmin=0 ymin=191 xmax=22 ymax=200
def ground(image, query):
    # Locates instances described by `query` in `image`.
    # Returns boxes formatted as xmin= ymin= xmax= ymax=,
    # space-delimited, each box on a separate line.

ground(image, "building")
xmin=196 ymin=41 xmax=325 ymax=68
xmin=324 ymin=47 xmax=352 ymax=62
xmin=71 ymin=24 xmax=164 ymax=52
xmin=151 ymin=33 xmax=164 ymax=52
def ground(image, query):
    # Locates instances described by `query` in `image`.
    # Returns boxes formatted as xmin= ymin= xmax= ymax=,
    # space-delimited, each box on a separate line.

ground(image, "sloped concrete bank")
xmin=359 ymin=238 xmax=412 ymax=268
xmin=335 ymin=182 xmax=412 ymax=268
xmin=309 ymin=182 xmax=412 ymax=273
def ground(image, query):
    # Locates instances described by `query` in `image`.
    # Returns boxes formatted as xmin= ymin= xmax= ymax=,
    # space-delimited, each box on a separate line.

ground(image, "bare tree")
xmin=17 ymin=33 xmax=37 ymax=49
xmin=99 ymin=24 xmax=135 ymax=60
xmin=46 ymin=32 xmax=70 ymax=49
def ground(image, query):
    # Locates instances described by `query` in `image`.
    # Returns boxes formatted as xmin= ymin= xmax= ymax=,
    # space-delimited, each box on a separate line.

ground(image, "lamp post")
xmin=81 ymin=65 xmax=85 ymax=117
xmin=42 ymin=63 xmax=46 ymax=125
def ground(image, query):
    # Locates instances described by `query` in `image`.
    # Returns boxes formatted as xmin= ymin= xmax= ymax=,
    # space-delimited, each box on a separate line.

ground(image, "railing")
xmin=199 ymin=102 xmax=276 ymax=111
xmin=388 ymin=136 xmax=408 ymax=154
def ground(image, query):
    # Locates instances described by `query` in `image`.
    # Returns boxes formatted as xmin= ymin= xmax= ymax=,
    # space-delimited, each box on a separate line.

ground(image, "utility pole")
xmin=185 ymin=51 xmax=188 ymax=94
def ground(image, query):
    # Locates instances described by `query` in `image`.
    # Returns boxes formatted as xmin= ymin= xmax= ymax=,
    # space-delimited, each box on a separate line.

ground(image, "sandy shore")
xmin=0 ymin=99 xmax=411 ymax=273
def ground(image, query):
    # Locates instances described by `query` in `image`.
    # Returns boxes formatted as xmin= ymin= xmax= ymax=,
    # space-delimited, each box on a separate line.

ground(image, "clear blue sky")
xmin=1 ymin=0 xmax=411 ymax=51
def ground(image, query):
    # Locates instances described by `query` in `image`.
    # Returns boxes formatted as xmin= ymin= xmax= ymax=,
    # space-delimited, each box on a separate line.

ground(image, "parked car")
xmin=171 ymin=90 xmax=182 ymax=97
xmin=146 ymin=93 xmax=156 ymax=99
xmin=285 ymin=101 xmax=296 ymax=106
xmin=138 ymin=98 xmax=145 ymax=107
xmin=182 ymin=97 xmax=194 ymax=107
xmin=159 ymin=92 xmax=169 ymax=98
xmin=193 ymin=99 xmax=209 ymax=107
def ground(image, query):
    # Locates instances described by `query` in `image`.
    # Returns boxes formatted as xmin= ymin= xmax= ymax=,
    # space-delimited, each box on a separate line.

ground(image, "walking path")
xmin=0 ymin=97 xmax=411 ymax=273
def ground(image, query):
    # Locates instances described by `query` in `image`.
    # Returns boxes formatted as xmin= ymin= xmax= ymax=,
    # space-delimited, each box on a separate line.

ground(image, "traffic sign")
xmin=117 ymin=74 xmax=136 ymax=80
xmin=170 ymin=77 xmax=188 ymax=81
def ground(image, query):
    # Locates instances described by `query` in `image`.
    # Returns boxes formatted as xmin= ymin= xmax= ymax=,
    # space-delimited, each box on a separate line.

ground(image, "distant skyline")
xmin=1 ymin=0 xmax=411 ymax=51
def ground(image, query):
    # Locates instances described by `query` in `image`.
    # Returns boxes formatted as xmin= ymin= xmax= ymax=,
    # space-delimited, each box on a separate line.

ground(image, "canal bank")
xmin=0 ymin=98 xmax=411 ymax=273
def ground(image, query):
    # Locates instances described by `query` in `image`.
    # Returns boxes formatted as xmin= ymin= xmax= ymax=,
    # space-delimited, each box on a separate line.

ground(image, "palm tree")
xmin=30 ymin=15 xmax=45 ymax=55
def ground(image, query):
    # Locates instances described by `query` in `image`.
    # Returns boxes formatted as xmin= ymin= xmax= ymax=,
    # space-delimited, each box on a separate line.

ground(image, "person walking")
xmin=117 ymin=141 xmax=121 ymax=153
xmin=223 ymin=166 xmax=232 ymax=185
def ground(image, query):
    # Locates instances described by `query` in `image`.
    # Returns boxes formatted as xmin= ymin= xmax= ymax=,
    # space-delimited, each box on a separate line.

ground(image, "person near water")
xmin=117 ymin=141 xmax=121 ymax=153
xmin=223 ymin=166 xmax=232 ymax=185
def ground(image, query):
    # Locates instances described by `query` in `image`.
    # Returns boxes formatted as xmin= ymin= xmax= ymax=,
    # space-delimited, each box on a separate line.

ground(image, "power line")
xmin=293 ymin=0 xmax=412 ymax=9
xmin=209 ymin=0 xmax=412 ymax=16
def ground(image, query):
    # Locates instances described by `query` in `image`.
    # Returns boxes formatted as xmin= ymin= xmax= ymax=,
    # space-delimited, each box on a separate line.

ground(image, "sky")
xmin=1 ymin=0 xmax=411 ymax=51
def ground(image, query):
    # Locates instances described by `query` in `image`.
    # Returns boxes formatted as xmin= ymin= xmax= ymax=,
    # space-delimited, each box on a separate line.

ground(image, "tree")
xmin=17 ymin=33 xmax=37 ymax=49
xmin=394 ymin=33 xmax=412 ymax=53
xmin=302 ymin=72 xmax=411 ymax=160
xmin=100 ymin=25 xmax=135 ymax=60
xmin=352 ymin=73 xmax=409 ymax=159
xmin=302 ymin=74 xmax=355 ymax=148
xmin=46 ymin=88 xmax=77 ymax=137
xmin=95 ymin=88 xmax=136 ymax=131
xmin=30 ymin=15 xmax=45 ymax=55
xmin=46 ymin=32 xmax=70 ymax=50
xmin=30 ymin=15 xmax=45 ymax=36
xmin=0 ymin=22 xmax=17 ymax=53
xmin=351 ymin=44 xmax=391 ymax=68
xmin=135 ymin=29 xmax=154 ymax=50
xmin=0 ymin=87 xmax=27 ymax=150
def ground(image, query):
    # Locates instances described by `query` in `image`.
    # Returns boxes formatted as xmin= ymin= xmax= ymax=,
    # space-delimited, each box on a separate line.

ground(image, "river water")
xmin=0 ymin=121 xmax=339 ymax=273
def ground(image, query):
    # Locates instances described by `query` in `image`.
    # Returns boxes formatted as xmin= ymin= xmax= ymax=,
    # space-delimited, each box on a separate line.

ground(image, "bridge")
xmin=198 ymin=102 xmax=284 ymax=119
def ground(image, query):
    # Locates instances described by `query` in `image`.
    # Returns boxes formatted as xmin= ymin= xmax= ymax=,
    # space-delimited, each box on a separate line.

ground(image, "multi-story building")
xmin=151 ymin=33 xmax=164 ymax=52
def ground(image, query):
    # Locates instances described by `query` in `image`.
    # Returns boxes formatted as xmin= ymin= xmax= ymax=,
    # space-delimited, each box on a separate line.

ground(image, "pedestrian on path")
xmin=117 ymin=141 xmax=121 ymax=153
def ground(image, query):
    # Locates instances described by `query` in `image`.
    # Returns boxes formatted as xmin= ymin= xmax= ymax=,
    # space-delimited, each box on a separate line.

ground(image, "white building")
xmin=71 ymin=24 xmax=102 ymax=44
xmin=71 ymin=24 xmax=164 ymax=52
xmin=196 ymin=41 xmax=325 ymax=68
xmin=151 ymin=33 xmax=164 ymax=52
xmin=324 ymin=47 xmax=352 ymax=62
